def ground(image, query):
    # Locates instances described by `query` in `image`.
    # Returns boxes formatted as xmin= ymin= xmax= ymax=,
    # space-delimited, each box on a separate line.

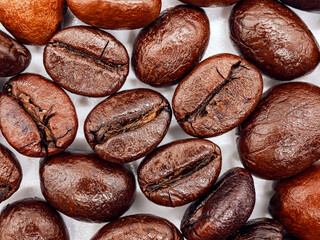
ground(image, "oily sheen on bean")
xmin=238 ymin=82 xmax=320 ymax=180
xmin=138 ymin=139 xmax=221 ymax=207
xmin=40 ymin=152 xmax=135 ymax=222
xmin=230 ymin=0 xmax=320 ymax=80
xmin=173 ymin=53 xmax=263 ymax=137
xmin=179 ymin=0 xmax=240 ymax=7
xmin=91 ymin=214 xmax=183 ymax=240
xmin=132 ymin=5 xmax=209 ymax=87
xmin=281 ymin=0 xmax=320 ymax=11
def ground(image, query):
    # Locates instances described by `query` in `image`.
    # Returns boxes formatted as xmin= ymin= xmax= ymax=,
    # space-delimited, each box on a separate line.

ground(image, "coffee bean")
xmin=0 ymin=144 xmax=22 ymax=203
xmin=40 ymin=151 xmax=135 ymax=222
xmin=84 ymin=88 xmax=171 ymax=164
xmin=138 ymin=138 xmax=221 ymax=207
xmin=0 ymin=30 xmax=31 ymax=77
xmin=181 ymin=167 xmax=255 ymax=240
xmin=44 ymin=26 xmax=129 ymax=97
xmin=230 ymin=0 xmax=320 ymax=80
xmin=91 ymin=214 xmax=183 ymax=240
xmin=0 ymin=198 xmax=69 ymax=240
xmin=173 ymin=53 xmax=263 ymax=137
xmin=269 ymin=162 xmax=320 ymax=240
xmin=237 ymin=82 xmax=320 ymax=180
xmin=67 ymin=0 xmax=161 ymax=30
xmin=281 ymin=0 xmax=320 ymax=11
xmin=179 ymin=0 xmax=240 ymax=7
xmin=132 ymin=5 xmax=209 ymax=87
xmin=0 ymin=73 xmax=78 ymax=157
xmin=0 ymin=0 xmax=66 ymax=45
xmin=227 ymin=218 xmax=283 ymax=240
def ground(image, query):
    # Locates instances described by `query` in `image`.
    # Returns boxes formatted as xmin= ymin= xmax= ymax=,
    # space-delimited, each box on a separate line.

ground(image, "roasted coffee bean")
xmin=269 ymin=162 xmax=320 ymax=240
xmin=230 ymin=0 xmax=320 ymax=81
xmin=0 ymin=198 xmax=69 ymax=240
xmin=181 ymin=167 xmax=255 ymax=240
xmin=44 ymin=26 xmax=129 ymax=97
xmin=40 ymin=151 xmax=135 ymax=222
xmin=179 ymin=0 xmax=240 ymax=7
xmin=0 ymin=0 xmax=66 ymax=45
xmin=0 ymin=144 xmax=22 ymax=203
xmin=132 ymin=5 xmax=209 ymax=87
xmin=91 ymin=214 xmax=183 ymax=240
xmin=228 ymin=218 xmax=283 ymax=240
xmin=237 ymin=82 xmax=320 ymax=180
xmin=0 ymin=74 xmax=78 ymax=157
xmin=84 ymin=89 xmax=171 ymax=164
xmin=138 ymin=138 xmax=221 ymax=207
xmin=281 ymin=0 xmax=320 ymax=11
xmin=173 ymin=53 xmax=263 ymax=138
xmin=67 ymin=0 xmax=161 ymax=30
xmin=0 ymin=30 xmax=31 ymax=77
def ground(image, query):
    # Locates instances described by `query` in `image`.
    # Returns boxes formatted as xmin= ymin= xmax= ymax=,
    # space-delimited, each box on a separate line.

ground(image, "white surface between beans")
xmin=0 ymin=0 xmax=320 ymax=239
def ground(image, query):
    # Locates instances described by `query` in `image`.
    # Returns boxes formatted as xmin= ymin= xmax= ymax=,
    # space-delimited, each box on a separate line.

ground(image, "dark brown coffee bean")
xmin=0 ymin=198 xmax=69 ymax=239
xmin=84 ymin=88 xmax=171 ymax=164
xmin=228 ymin=218 xmax=283 ymax=240
xmin=230 ymin=0 xmax=320 ymax=81
xmin=281 ymin=0 xmax=320 ymax=11
xmin=0 ymin=0 xmax=66 ymax=45
xmin=40 ymin=151 xmax=135 ymax=222
xmin=0 ymin=30 xmax=31 ymax=77
xmin=0 ymin=73 xmax=78 ymax=157
xmin=179 ymin=0 xmax=240 ymax=7
xmin=237 ymin=82 xmax=320 ymax=180
xmin=138 ymin=138 xmax=221 ymax=207
xmin=67 ymin=0 xmax=161 ymax=30
xmin=132 ymin=5 xmax=209 ymax=87
xmin=91 ymin=214 xmax=183 ymax=240
xmin=173 ymin=53 xmax=263 ymax=138
xmin=181 ymin=167 xmax=255 ymax=240
xmin=0 ymin=144 xmax=22 ymax=203
xmin=269 ymin=162 xmax=320 ymax=240
xmin=44 ymin=26 xmax=129 ymax=97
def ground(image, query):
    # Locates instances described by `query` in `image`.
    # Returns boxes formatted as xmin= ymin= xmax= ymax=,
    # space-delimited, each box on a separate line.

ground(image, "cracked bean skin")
xmin=67 ymin=0 xmax=161 ymax=30
xmin=237 ymin=82 xmax=320 ymax=180
xmin=44 ymin=26 xmax=129 ymax=97
xmin=40 ymin=151 xmax=135 ymax=223
xmin=84 ymin=88 xmax=171 ymax=164
xmin=281 ymin=0 xmax=320 ymax=11
xmin=181 ymin=167 xmax=255 ymax=240
xmin=91 ymin=214 xmax=183 ymax=240
xmin=227 ymin=218 xmax=283 ymax=240
xmin=0 ymin=144 xmax=22 ymax=203
xmin=172 ymin=53 xmax=262 ymax=138
xmin=132 ymin=5 xmax=209 ymax=87
xmin=138 ymin=138 xmax=221 ymax=207
xmin=0 ymin=198 xmax=69 ymax=240
xmin=179 ymin=0 xmax=240 ymax=7
xmin=0 ymin=30 xmax=31 ymax=77
xmin=269 ymin=162 xmax=320 ymax=240
xmin=0 ymin=73 xmax=78 ymax=157
xmin=230 ymin=0 xmax=320 ymax=81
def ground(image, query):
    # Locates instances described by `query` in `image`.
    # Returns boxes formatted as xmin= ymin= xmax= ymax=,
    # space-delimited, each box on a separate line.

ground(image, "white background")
xmin=0 ymin=0 xmax=319 ymax=239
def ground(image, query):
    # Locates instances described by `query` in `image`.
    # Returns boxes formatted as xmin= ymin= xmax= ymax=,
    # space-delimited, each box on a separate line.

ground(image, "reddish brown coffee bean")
xmin=0 ymin=30 xmax=31 ymax=77
xmin=84 ymin=89 xmax=171 ymax=164
xmin=132 ymin=5 xmax=209 ymax=87
xmin=0 ymin=0 xmax=66 ymax=45
xmin=238 ymin=82 xmax=320 ymax=180
xmin=228 ymin=218 xmax=283 ymax=240
xmin=44 ymin=26 xmax=129 ymax=97
xmin=230 ymin=0 xmax=320 ymax=80
xmin=0 ymin=198 xmax=69 ymax=240
xmin=269 ymin=162 xmax=320 ymax=240
xmin=181 ymin=168 xmax=255 ymax=240
xmin=40 ymin=151 xmax=135 ymax=222
xmin=179 ymin=0 xmax=240 ymax=7
xmin=67 ymin=0 xmax=161 ymax=30
xmin=138 ymin=139 xmax=221 ymax=207
xmin=91 ymin=214 xmax=183 ymax=240
xmin=0 ymin=144 xmax=22 ymax=203
xmin=281 ymin=0 xmax=320 ymax=11
xmin=173 ymin=53 xmax=263 ymax=138
xmin=0 ymin=74 xmax=78 ymax=157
